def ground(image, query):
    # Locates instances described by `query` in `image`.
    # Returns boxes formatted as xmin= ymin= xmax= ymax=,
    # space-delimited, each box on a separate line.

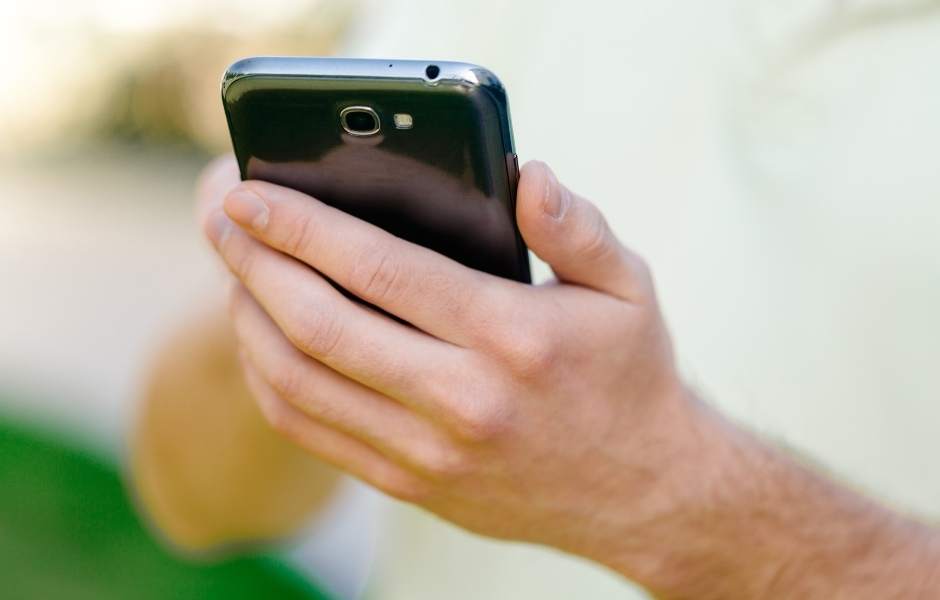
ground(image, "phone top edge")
xmin=221 ymin=56 xmax=506 ymax=99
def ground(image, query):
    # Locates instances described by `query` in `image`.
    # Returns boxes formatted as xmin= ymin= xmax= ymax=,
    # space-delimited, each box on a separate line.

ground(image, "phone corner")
xmin=220 ymin=56 xmax=263 ymax=100
xmin=451 ymin=64 xmax=507 ymax=99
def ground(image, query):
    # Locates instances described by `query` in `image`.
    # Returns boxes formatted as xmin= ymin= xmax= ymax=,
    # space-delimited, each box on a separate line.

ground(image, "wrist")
xmin=596 ymin=389 xmax=755 ymax=595
xmin=561 ymin=384 xmax=742 ymax=591
xmin=590 ymin=390 xmax=940 ymax=599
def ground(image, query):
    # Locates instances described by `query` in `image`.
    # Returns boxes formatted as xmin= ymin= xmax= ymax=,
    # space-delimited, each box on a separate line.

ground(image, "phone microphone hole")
xmin=425 ymin=64 xmax=440 ymax=80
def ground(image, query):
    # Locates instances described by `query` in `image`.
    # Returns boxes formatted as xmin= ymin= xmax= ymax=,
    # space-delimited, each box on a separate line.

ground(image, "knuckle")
xmin=506 ymin=326 xmax=562 ymax=379
xmin=348 ymin=243 xmax=408 ymax=305
xmin=576 ymin=209 xmax=615 ymax=263
xmin=230 ymin=244 xmax=258 ymax=283
xmin=268 ymin=365 xmax=306 ymax=404
xmin=418 ymin=443 xmax=473 ymax=481
xmin=376 ymin=469 xmax=433 ymax=503
xmin=474 ymin=301 xmax=565 ymax=380
xmin=257 ymin=394 xmax=294 ymax=435
xmin=450 ymin=397 xmax=509 ymax=443
xmin=290 ymin=306 xmax=345 ymax=359
xmin=461 ymin=286 xmax=515 ymax=348
xmin=283 ymin=210 xmax=317 ymax=256
xmin=298 ymin=390 xmax=351 ymax=425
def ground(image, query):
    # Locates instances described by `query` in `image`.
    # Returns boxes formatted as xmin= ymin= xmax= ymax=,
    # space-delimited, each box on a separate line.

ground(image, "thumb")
xmin=516 ymin=161 xmax=651 ymax=301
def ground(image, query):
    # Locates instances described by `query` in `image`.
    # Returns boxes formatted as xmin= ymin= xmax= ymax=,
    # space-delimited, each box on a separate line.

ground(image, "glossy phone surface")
xmin=222 ymin=57 xmax=530 ymax=283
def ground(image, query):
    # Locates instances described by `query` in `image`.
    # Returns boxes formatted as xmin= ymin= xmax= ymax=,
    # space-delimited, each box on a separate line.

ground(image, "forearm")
xmin=600 ymin=397 xmax=940 ymax=599
xmin=129 ymin=306 xmax=341 ymax=552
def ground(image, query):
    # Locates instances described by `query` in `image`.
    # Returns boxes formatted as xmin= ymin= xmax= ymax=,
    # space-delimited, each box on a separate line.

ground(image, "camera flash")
xmin=393 ymin=113 xmax=413 ymax=129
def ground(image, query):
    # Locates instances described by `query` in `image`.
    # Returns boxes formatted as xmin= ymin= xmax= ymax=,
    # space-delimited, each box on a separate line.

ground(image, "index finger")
xmin=222 ymin=180 xmax=517 ymax=346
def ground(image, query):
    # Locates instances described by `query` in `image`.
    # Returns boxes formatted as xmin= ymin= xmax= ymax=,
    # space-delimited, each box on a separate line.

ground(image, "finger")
xmin=205 ymin=210 xmax=465 ymax=421
xmin=221 ymin=180 xmax=511 ymax=346
xmin=515 ymin=161 xmax=653 ymax=302
xmin=240 ymin=357 xmax=432 ymax=502
xmin=230 ymin=284 xmax=456 ymax=476
xmin=195 ymin=154 xmax=240 ymax=228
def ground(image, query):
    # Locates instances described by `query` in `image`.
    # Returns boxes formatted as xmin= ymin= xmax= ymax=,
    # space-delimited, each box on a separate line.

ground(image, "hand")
xmin=200 ymin=157 xmax=940 ymax=598
xmin=201 ymin=158 xmax=725 ymax=583
xmin=200 ymin=155 xmax=940 ymax=598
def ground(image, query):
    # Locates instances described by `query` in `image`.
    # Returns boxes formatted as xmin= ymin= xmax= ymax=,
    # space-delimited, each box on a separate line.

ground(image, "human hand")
xmin=197 ymin=156 xmax=940 ymax=598
xmin=200 ymin=158 xmax=731 ymax=583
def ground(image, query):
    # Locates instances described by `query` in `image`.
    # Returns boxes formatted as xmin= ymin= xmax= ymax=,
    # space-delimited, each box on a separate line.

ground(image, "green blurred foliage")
xmin=0 ymin=409 xmax=332 ymax=600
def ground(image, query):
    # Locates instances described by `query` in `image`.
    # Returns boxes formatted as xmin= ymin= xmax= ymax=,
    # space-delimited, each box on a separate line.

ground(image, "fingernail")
xmin=541 ymin=165 xmax=569 ymax=220
xmin=225 ymin=188 xmax=269 ymax=231
xmin=206 ymin=209 xmax=232 ymax=248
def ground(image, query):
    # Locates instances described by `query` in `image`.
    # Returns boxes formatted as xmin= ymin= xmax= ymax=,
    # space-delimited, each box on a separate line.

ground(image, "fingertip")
xmin=204 ymin=208 xmax=233 ymax=249
xmin=516 ymin=160 xmax=567 ymax=251
xmin=517 ymin=160 xmax=552 ymax=214
xmin=519 ymin=159 xmax=550 ymax=178
xmin=195 ymin=154 xmax=240 ymax=226
xmin=223 ymin=184 xmax=270 ymax=232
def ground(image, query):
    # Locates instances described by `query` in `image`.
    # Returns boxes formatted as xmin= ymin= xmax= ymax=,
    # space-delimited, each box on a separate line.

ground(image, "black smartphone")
xmin=221 ymin=57 xmax=530 ymax=283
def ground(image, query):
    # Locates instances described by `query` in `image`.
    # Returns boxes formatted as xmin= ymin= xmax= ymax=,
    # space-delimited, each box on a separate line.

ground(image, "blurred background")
xmin=2 ymin=0 xmax=940 ymax=598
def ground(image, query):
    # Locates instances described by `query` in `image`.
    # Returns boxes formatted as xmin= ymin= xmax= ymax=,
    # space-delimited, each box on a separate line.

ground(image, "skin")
xmin=129 ymin=158 xmax=342 ymax=553
xmin=135 ymin=155 xmax=940 ymax=598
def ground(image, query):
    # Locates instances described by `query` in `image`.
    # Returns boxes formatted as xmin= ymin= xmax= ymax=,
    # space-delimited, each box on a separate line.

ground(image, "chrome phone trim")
xmin=339 ymin=105 xmax=381 ymax=136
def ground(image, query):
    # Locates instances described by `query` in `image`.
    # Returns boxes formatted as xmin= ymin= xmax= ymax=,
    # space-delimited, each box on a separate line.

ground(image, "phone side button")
xmin=507 ymin=152 xmax=520 ymax=187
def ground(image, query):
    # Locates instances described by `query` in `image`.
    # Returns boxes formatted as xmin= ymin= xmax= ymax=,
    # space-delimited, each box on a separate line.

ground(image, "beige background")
xmin=2 ymin=1 xmax=939 ymax=598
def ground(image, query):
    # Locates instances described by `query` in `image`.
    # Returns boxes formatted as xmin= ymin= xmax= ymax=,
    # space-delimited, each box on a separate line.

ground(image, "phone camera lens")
xmin=346 ymin=111 xmax=376 ymax=132
xmin=425 ymin=65 xmax=440 ymax=79
xmin=340 ymin=106 xmax=380 ymax=136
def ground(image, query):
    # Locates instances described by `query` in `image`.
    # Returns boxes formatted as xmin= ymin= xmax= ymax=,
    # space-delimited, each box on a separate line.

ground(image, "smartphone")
xmin=221 ymin=57 xmax=530 ymax=283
